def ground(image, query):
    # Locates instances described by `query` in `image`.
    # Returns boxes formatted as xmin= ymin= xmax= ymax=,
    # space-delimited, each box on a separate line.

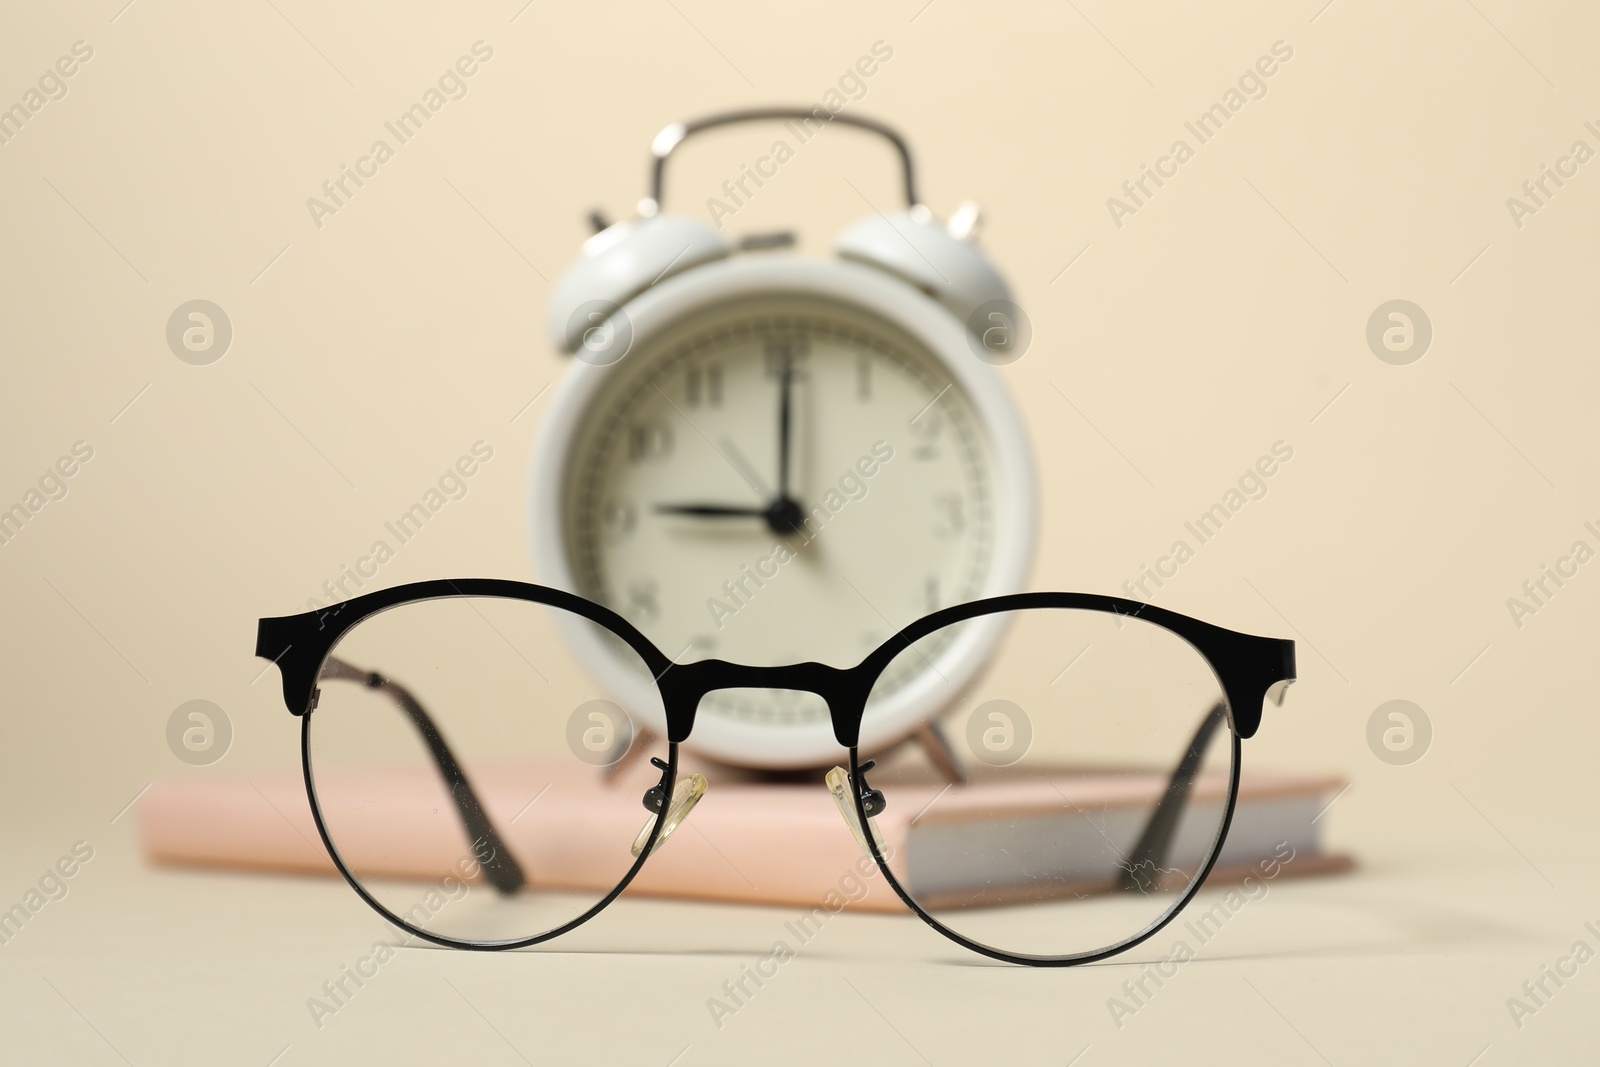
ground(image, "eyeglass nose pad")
xmin=631 ymin=772 xmax=708 ymax=858
xmin=826 ymin=766 xmax=887 ymax=859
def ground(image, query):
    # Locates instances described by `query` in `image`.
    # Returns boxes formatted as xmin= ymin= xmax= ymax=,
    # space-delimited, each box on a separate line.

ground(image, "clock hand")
xmin=716 ymin=435 xmax=774 ymax=500
xmin=654 ymin=503 xmax=767 ymax=518
xmin=656 ymin=499 xmax=811 ymax=537
xmin=777 ymin=354 xmax=794 ymax=500
xmin=663 ymin=354 xmax=806 ymax=535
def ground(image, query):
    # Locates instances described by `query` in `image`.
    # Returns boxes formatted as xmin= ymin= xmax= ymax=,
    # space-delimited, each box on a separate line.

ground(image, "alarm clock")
xmin=529 ymin=109 xmax=1036 ymax=769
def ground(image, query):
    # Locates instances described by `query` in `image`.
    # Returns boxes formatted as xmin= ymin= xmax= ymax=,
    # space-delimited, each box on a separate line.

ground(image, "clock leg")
xmin=913 ymin=720 xmax=968 ymax=785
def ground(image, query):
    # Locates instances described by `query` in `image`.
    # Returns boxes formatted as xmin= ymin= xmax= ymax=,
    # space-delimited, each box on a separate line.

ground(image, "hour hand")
xmin=653 ymin=503 xmax=766 ymax=518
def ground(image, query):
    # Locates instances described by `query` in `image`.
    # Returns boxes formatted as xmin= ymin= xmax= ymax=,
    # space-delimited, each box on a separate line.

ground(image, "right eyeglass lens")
xmin=304 ymin=595 xmax=670 ymax=946
xmin=861 ymin=606 xmax=1238 ymax=961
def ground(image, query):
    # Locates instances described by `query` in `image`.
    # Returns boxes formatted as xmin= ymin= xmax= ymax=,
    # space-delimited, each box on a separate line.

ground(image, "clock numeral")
xmin=625 ymin=579 xmax=660 ymax=622
xmin=685 ymin=363 xmax=723 ymax=407
xmin=764 ymin=339 xmax=810 ymax=379
xmin=931 ymin=494 xmax=965 ymax=539
xmin=856 ymin=355 xmax=872 ymax=401
xmin=599 ymin=498 xmax=637 ymax=542
xmin=628 ymin=421 xmax=674 ymax=463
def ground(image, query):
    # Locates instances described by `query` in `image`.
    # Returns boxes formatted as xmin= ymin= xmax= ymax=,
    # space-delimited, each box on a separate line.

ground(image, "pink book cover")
xmin=137 ymin=757 xmax=1348 ymax=914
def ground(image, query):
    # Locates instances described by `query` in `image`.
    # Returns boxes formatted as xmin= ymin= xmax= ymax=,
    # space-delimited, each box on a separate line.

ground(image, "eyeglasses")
xmin=256 ymin=578 xmax=1294 ymax=967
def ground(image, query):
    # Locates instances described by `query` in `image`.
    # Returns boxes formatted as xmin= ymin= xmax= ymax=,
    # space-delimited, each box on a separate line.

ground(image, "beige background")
xmin=3 ymin=0 xmax=1598 ymax=1062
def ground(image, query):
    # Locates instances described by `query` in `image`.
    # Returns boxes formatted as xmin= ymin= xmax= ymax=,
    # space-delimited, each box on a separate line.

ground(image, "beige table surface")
xmin=3 ymin=808 xmax=1596 ymax=1067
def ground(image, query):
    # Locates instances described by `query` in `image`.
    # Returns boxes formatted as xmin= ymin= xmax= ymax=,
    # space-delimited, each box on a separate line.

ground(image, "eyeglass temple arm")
xmin=319 ymin=656 xmax=526 ymax=895
xmin=1115 ymin=701 xmax=1227 ymax=894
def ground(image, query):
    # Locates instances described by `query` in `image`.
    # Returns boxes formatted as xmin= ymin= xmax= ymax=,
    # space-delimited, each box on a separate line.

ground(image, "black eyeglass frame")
xmin=257 ymin=577 xmax=1296 ymax=967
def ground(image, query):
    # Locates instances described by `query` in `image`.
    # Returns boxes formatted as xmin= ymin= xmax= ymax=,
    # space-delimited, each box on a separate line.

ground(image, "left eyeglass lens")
xmin=305 ymin=595 xmax=669 ymax=945
xmin=860 ymin=606 xmax=1237 ymax=961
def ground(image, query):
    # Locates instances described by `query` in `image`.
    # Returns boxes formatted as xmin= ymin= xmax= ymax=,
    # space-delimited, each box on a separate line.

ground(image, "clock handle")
xmin=641 ymin=108 xmax=920 ymax=217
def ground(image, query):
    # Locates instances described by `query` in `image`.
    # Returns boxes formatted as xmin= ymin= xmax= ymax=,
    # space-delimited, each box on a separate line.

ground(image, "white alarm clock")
xmin=529 ymin=109 xmax=1036 ymax=769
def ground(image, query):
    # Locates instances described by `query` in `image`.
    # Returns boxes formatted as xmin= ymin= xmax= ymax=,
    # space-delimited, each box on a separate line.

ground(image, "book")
xmin=138 ymin=755 xmax=1350 ymax=914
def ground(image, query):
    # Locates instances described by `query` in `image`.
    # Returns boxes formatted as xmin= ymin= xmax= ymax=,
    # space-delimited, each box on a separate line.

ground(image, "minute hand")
xmin=777 ymin=356 xmax=794 ymax=498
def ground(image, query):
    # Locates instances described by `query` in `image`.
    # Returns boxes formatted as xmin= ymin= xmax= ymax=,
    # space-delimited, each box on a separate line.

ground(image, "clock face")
xmin=560 ymin=293 xmax=997 ymax=727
